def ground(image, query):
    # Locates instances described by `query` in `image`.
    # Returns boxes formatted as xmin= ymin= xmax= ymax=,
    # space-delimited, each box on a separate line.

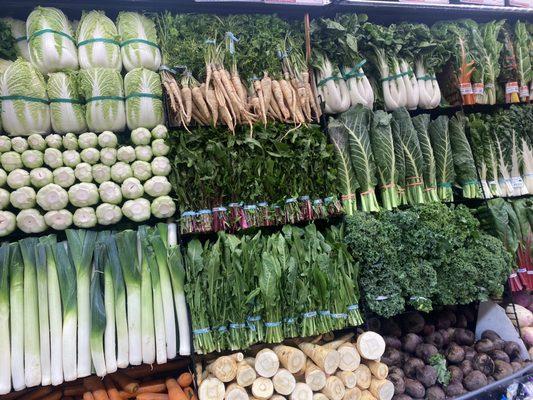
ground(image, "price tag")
xmin=460 ymin=82 xmax=473 ymax=95
xmin=511 ymin=176 xmax=524 ymax=189
xmin=485 ymin=83 xmax=494 ymax=89
xmin=520 ymin=85 xmax=529 ymax=97
xmin=473 ymin=83 xmax=484 ymax=95
xmin=506 ymin=82 xmax=519 ymax=94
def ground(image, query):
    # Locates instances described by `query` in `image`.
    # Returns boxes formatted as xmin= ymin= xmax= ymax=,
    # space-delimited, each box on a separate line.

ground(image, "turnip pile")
xmin=379 ymin=308 xmax=529 ymax=400
xmin=197 ymin=331 xmax=395 ymax=400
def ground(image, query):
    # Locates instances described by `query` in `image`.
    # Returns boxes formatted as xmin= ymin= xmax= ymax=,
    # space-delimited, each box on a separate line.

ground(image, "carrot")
xmin=103 ymin=376 xmax=123 ymax=400
xmin=138 ymin=380 xmax=167 ymax=394
xmin=117 ymin=391 xmax=135 ymax=399
xmin=40 ymin=391 xmax=62 ymax=400
xmin=25 ymin=386 xmax=53 ymax=400
xmin=125 ymin=360 xmax=190 ymax=379
xmin=271 ymin=80 xmax=290 ymax=120
xmin=83 ymin=393 xmax=96 ymax=400
xmin=64 ymin=384 xmax=86 ymax=397
xmin=136 ymin=394 xmax=169 ymax=400
xmin=183 ymin=387 xmax=197 ymax=400
xmin=177 ymin=373 xmax=193 ymax=388
xmin=166 ymin=379 xmax=186 ymax=400
xmin=0 ymin=389 xmax=27 ymax=399
xmin=84 ymin=377 xmax=110 ymax=400
xmin=111 ymin=372 xmax=139 ymax=393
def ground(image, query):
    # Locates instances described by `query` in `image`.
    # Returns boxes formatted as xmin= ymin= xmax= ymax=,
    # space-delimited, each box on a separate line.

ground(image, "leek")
xmin=40 ymin=235 xmax=63 ymax=386
xmin=35 ymin=243 xmax=51 ymax=386
xmin=105 ymin=235 xmax=129 ymax=368
xmin=9 ymin=243 xmax=24 ymax=390
xmin=101 ymin=240 xmax=117 ymax=374
xmin=115 ymin=230 xmax=142 ymax=365
xmin=66 ymin=229 xmax=97 ymax=378
xmin=0 ymin=244 xmax=10 ymax=395
xmin=19 ymin=238 xmax=41 ymax=387
xmin=56 ymin=242 xmax=77 ymax=382
xmin=148 ymin=245 xmax=167 ymax=364
xmin=90 ymin=245 xmax=107 ymax=377
xmin=138 ymin=226 xmax=155 ymax=364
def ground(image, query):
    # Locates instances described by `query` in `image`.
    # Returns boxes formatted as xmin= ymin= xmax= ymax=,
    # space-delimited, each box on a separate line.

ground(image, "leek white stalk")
xmin=35 ymin=244 xmax=51 ymax=386
xmin=9 ymin=243 xmax=25 ymax=390
xmin=41 ymin=236 xmax=63 ymax=386
xmin=138 ymin=227 xmax=155 ymax=364
xmin=148 ymin=249 xmax=167 ymax=365
xmin=105 ymin=236 xmax=129 ymax=368
xmin=90 ymin=245 xmax=107 ymax=377
xmin=19 ymin=238 xmax=41 ymax=387
xmin=66 ymin=230 xmax=97 ymax=378
xmin=116 ymin=230 xmax=142 ymax=365
xmin=102 ymin=240 xmax=117 ymax=374
xmin=0 ymin=244 xmax=11 ymax=395
xmin=167 ymin=222 xmax=191 ymax=355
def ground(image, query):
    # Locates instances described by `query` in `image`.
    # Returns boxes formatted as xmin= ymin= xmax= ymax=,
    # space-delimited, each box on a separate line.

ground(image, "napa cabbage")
xmin=0 ymin=59 xmax=50 ymax=135
xmin=1 ymin=18 xmax=29 ymax=60
xmin=77 ymin=11 xmax=122 ymax=70
xmin=116 ymin=12 xmax=161 ymax=72
xmin=26 ymin=7 xmax=78 ymax=73
xmin=124 ymin=68 xmax=164 ymax=130
xmin=78 ymin=68 xmax=126 ymax=133
xmin=47 ymin=72 xmax=87 ymax=134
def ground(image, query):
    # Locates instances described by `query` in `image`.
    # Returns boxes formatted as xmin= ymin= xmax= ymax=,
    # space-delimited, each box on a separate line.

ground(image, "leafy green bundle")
xmin=428 ymin=115 xmax=454 ymax=202
xmin=412 ymin=114 xmax=439 ymax=202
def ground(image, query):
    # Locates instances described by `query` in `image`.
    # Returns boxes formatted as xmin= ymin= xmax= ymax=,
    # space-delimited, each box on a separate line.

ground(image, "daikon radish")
xmin=360 ymin=391 xmax=377 ymax=400
xmin=198 ymin=377 xmax=224 ymax=400
xmin=366 ymin=361 xmax=388 ymax=380
xmin=369 ymin=379 xmax=393 ymax=400
xmin=305 ymin=360 xmax=326 ymax=391
xmin=271 ymin=396 xmax=287 ymax=400
xmin=207 ymin=355 xmax=238 ymax=383
xmin=336 ymin=370 xmax=357 ymax=389
xmin=290 ymin=383 xmax=313 ymax=400
xmin=343 ymin=388 xmax=362 ymax=400
xmin=355 ymin=333 xmax=385 ymax=360
xmin=255 ymin=349 xmax=279 ymax=378
xmin=313 ymin=394 xmax=329 ymax=400
xmin=225 ymin=383 xmax=249 ymax=400
xmin=236 ymin=360 xmax=256 ymax=387
xmin=273 ymin=368 xmax=296 ymax=396
xmin=354 ymin=365 xmax=371 ymax=390
xmin=298 ymin=343 xmax=340 ymax=374
xmin=251 ymin=377 xmax=273 ymax=399
xmin=337 ymin=343 xmax=360 ymax=371
xmin=323 ymin=333 xmax=354 ymax=350
xmin=274 ymin=345 xmax=306 ymax=374
xmin=322 ymin=376 xmax=345 ymax=400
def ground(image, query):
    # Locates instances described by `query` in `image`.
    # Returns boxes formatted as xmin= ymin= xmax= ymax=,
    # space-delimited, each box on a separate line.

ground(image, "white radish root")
xmin=226 ymin=383 xmax=249 ymax=400
xmin=255 ymin=348 xmax=280 ymax=378
xmin=336 ymin=370 xmax=357 ymax=389
xmin=273 ymin=368 xmax=297 ymax=396
xmin=343 ymin=388 xmax=362 ymax=400
xmin=369 ymin=379 xmax=394 ymax=400
xmin=366 ymin=361 xmax=388 ymax=380
xmin=274 ymin=345 xmax=306 ymax=374
xmin=236 ymin=360 xmax=256 ymax=387
xmin=198 ymin=377 xmax=225 ymax=400
xmin=299 ymin=342 xmax=340 ymax=374
xmin=290 ymin=382 xmax=313 ymax=400
xmin=338 ymin=343 xmax=360 ymax=371
xmin=354 ymin=365 xmax=371 ymax=390
xmin=305 ymin=359 xmax=326 ymax=391
xmin=356 ymin=332 xmax=385 ymax=360
xmin=321 ymin=376 xmax=346 ymax=400
xmin=251 ymin=377 xmax=274 ymax=400
xmin=207 ymin=355 xmax=238 ymax=382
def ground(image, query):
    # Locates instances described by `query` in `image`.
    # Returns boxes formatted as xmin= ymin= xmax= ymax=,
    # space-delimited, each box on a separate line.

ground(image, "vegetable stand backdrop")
xmin=0 ymin=1 xmax=532 ymax=400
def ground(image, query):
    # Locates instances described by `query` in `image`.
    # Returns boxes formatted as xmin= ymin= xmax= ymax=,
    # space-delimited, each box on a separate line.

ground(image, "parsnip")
xmin=274 ymin=345 xmax=306 ymax=374
xmin=198 ymin=377 xmax=225 ymax=400
xmin=207 ymin=355 xmax=238 ymax=382
xmin=236 ymin=360 xmax=256 ymax=387
xmin=290 ymin=382 xmax=313 ymax=400
xmin=366 ymin=361 xmax=388 ymax=380
xmin=305 ymin=360 xmax=326 ymax=391
xmin=255 ymin=348 xmax=280 ymax=378
xmin=337 ymin=343 xmax=360 ymax=371
xmin=356 ymin=332 xmax=385 ymax=360
xmin=251 ymin=377 xmax=273 ymax=400
xmin=321 ymin=376 xmax=346 ymax=400
xmin=369 ymin=379 xmax=394 ymax=400
xmin=354 ymin=365 xmax=371 ymax=390
xmin=336 ymin=370 xmax=357 ymax=388
xmin=298 ymin=342 xmax=340 ymax=374
xmin=343 ymin=388 xmax=362 ymax=400
xmin=226 ymin=383 xmax=249 ymax=400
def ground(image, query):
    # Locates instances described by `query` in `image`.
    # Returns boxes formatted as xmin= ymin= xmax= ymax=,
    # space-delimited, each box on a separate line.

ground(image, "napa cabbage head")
xmin=0 ymin=59 xmax=51 ymax=135
xmin=78 ymin=68 xmax=126 ymax=133
xmin=1 ymin=18 xmax=29 ymax=60
xmin=26 ymin=7 xmax=78 ymax=73
xmin=47 ymin=72 xmax=87 ymax=134
xmin=124 ymin=68 xmax=164 ymax=130
xmin=116 ymin=12 xmax=161 ymax=72
xmin=77 ymin=10 xmax=122 ymax=70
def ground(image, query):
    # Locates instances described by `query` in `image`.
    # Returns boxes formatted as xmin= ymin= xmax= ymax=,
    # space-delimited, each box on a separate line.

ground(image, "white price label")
xmin=506 ymin=82 xmax=519 ymax=94
xmin=460 ymin=83 xmax=473 ymax=95
xmin=511 ymin=176 xmax=524 ymax=189
xmin=520 ymin=86 xmax=529 ymax=97
xmin=473 ymin=83 xmax=484 ymax=95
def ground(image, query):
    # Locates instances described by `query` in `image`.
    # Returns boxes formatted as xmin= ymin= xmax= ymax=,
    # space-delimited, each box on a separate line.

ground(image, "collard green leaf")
xmin=429 ymin=115 xmax=454 ymax=189
xmin=412 ymin=114 xmax=436 ymax=188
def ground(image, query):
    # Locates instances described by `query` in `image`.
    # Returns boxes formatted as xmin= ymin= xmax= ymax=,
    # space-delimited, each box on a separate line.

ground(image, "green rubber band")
xmin=29 ymin=29 xmax=76 ymax=45
xmin=317 ymin=75 xmax=341 ymax=87
xmin=85 ymin=95 xmax=124 ymax=103
xmin=0 ymin=95 xmax=49 ymax=104
xmin=437 ymin=182 xmax=452 ymax=188
xmin=417 ymin=75 xmax=433 ymax=81
xmin=125 ymin=92 xmax=163 ymax=101
xmin=121 ymin=38 xmax=159 ymax=49
xmin=78 ymin=37 xmax=120 ymax=47
xmin=15 ymin=36 xmax=27 ymax=43
xmin=380 ymin=75 xmax=395 ymax=82
xmin=49 ymin=98 xmax=84 ymax=104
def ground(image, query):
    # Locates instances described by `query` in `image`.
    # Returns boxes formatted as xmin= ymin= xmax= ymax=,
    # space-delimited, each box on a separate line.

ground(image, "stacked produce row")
xmin=0 ymin=224 xmax=190 ymax=395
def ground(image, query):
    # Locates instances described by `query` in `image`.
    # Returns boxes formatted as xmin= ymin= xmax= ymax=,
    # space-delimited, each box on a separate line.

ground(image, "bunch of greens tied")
xmin=344 ymin=203 xmax=512 ymax=318
xmin=184 ymin=223 xmax=363 ymax=354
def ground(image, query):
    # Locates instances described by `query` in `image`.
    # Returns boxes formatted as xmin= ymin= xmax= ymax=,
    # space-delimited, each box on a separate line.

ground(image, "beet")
xmin=504 ymin=341 xmax=521 ymax=360
xmin=448 ymin=365 xmax=463 ymax=383
xmin=493 ymin=360 xmax=514 ymax=380
xmin=446 ymin=327 xmax=456 ymax=341
xmin=424 ymin=332 xmax=444 ymax=349
xmin=392 ymin=396 xmax=413 ymax=400
xmin=511 ymin=361 xmax=522 ymax=373
xmin=464 ymin=370 xmax=488 ymax=391
xmin=461 ymin=308 xmax=476 ymax=324
xmin=385 ymin=336 xmax=402 ymax=350
xmin=404 ymin=379 xmax=425 ymax=399
xmin=489 ymin=350 xmax=510 ymax=363
xmin=389 ymin=366 xmax=405 ymax=378
xmin=472 ymin=353 xmax=495 ymax=375
xmin=382 ymin=319 xmax=402 ymax=338
xmin=389 ymin=373 xmax=405 ymax=395
xmin=402 ymin=313 xmax=426 ymax=334
xmin=460 ymin=359 xmax=473 ymax=376
xmin=415 ymin=344 xmax=438 ymax=363
xmin=446 ymin=343 xmax=465 ymax=364
xmin=463 ymin=346 xmax=476 ymax=361
xmin=422 ymin=324 xmax=435 ymax=337
xmin=475 ymin=338 xmax=494 ymax=353
xmin=487 ymin=376 xmax=495 ymax=384
xmin=438 ymin=329 xmax=451 ymax=347
xmin=382 ymin=347 xmax=403 ymax=367
xmin=455 ymin=313 xmax=468 ymax=328
xmin=415 ymin=365 xmax=437 ymax=388
xmin=492 ymin=338 xmax=505 ymax=351
xmin=445 ymin=382 xmax=466 ymax=397
xmin=402 ymin=333 xmax=423 ymax=354
xmin=454 ymin=328 xmax=475 ymax=346
xmin=481 ymin=330 xmax=501 ymax=341
xmin=425 ymin=386 xmax=445 ymax=400
xmin=436 ymin=309 xmax=456 ymax=330
xmin=403 ymin=358 xmax=425 ymax=379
